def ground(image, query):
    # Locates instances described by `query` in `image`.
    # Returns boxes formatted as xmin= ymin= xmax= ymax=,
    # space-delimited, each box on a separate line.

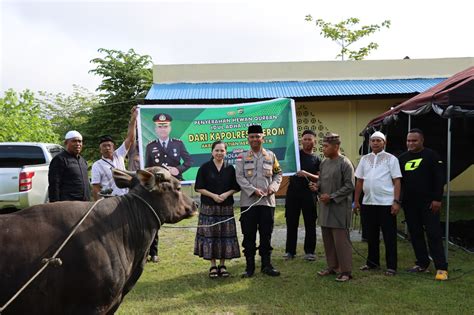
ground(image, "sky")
xmin=1 ymin=0 xmax=473 ymax=95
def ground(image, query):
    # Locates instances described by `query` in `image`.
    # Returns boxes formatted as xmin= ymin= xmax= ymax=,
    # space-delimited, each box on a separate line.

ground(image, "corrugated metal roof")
xmin=145 ymin=78 xmax=446 ymax=100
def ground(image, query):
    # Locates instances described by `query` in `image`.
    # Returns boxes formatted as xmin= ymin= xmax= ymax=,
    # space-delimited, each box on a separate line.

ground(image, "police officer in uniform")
xmin=144 ymin=113 xmax=193 ymax=263
xmin=145 ymin=113 xmax=193 ymax=180
xmin=235 ymin=125 xmax=283 ymax=277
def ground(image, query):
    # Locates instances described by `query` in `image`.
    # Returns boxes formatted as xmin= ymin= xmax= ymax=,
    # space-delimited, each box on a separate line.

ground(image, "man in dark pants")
xmin=284 ymin=129 xmax=320 ymax=261
xmin=398 ymin=128 xmax=448 ymax=281
xmin=235 ymin=125 xmax=282 ymax=277
xmin=353 ymin=131 xmax=402 ymax=276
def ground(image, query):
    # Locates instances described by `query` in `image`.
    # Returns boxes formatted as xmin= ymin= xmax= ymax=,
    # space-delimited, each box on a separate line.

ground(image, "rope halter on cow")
xmin=129 ymin=193 xmax=163 ymax=228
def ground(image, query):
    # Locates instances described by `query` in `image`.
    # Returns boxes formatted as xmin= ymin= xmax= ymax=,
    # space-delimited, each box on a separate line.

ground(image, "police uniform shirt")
xmin=235 ymin=148 xmax=282 ymax=207
xmin=145 ymin=138 xmax=193 ymax=179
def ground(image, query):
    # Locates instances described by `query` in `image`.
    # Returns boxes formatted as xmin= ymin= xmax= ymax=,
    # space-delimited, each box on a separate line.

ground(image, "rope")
xmin=163 ymin=195 xmax=264 ymax=229
xmin=0 ymin=199 xmax=103 ymax=314
xmin=128 ymin=193 xmax=162 ymax=228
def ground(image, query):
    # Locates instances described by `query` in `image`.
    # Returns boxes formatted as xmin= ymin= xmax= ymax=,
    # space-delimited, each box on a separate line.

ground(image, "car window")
xmin=0 ymin=145 xmax=46 ymax=167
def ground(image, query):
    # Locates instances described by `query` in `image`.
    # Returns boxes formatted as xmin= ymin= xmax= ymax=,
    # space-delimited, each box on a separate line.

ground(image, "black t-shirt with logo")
xmin=398 ymin=148 xmax=445 ymax=204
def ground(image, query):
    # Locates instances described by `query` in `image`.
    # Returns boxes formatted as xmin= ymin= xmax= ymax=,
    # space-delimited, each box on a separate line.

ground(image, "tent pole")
xmin=445 ymin=118 xmax=451 ymax=261
xmin=405 ymin=114 xmax=411 ymax=237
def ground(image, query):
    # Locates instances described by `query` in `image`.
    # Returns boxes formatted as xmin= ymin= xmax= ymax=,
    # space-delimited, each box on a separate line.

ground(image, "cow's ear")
xmin=112 ymin=168 xmax=135 ymax=188
xmin=137 ymin=170 xmax=156 ymax=191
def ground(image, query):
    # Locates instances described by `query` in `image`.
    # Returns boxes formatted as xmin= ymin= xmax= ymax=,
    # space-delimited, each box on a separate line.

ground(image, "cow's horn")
xmin=155 ymin=168 xmax=171 ymax=182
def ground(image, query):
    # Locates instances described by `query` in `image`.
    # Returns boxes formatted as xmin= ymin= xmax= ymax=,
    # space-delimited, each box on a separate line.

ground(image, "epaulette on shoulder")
xmin=171 ymin=138 xmax=183 ymax=143
xmin=147 ymin=140 xmax=158 ymax=145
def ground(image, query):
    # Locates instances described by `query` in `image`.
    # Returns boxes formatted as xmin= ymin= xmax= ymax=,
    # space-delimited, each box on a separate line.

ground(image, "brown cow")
xmin=0 ymin=167 xmax=197 ymax=315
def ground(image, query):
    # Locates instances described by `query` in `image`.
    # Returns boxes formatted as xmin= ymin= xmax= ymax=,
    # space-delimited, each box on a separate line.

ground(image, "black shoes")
xmin=241 ymin=269 xmax=255 ymax=278
xmin=261 ymin=266 xmax=280 ymax=276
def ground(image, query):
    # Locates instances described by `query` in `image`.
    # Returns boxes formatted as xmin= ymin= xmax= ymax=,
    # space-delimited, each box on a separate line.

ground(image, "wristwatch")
xmin=393 ymin=199 xmax=402 ymax=205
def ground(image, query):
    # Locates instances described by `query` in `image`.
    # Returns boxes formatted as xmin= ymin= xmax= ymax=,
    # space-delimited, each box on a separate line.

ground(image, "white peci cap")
xmin=370 ymin=131 xmax=386 ymax=142
xmin=65 ymin=130 xmax=83 ymax=140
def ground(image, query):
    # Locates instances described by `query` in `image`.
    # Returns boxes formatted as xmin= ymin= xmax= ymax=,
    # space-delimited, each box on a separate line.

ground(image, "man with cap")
xmin=145 ymin=112 xmax=193 ymax=181
xmin=398 ymin=128 xmax=448 ymax=280
xmin=91 ymin=106 xmax=138 ymax=200
xmin=235 ymin=124 xmax=283 ymax=277
xmin=311 ymin=133 xmax=354 ymax=282
xmin=48 ymin=130 xmax=90 ymax=202
xmin=353 ymin=131 xmax=402 ymax=276
xmin=145 ymin=112 xmax=193 ymax=263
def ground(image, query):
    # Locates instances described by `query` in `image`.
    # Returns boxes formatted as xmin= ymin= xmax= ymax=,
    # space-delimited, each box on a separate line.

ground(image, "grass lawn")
xmin=117 ymin=206 xmax=474 ymax=314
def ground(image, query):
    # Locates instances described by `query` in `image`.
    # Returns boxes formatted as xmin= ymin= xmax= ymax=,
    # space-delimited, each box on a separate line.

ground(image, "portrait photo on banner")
xmin=137 ymin=98 xmax=300 ymax=183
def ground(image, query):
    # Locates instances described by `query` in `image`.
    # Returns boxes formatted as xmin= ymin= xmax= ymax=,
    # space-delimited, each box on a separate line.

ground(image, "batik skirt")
xmin=194 ymin=203 xmax=241 ymax=260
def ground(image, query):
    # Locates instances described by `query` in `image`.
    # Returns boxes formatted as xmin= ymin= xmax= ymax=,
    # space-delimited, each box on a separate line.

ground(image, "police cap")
xmin=153 ymin=113 xmax=173 ymax=124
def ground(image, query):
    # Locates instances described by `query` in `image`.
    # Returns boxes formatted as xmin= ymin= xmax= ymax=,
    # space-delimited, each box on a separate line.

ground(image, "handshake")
xmin=308 ymin=181 xmax=318 ymax=192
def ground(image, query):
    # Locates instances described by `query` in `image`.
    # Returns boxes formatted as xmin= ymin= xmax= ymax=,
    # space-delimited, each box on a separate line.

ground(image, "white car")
xmin=0 ymin=142 xmax=63 ymax=213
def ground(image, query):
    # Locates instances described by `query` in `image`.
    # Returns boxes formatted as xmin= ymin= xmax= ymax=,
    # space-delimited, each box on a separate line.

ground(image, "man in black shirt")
xmin=398 ymin=128 xmax=448 ymax=280
xmin=48 ymin=130 xmax=90 ymax=202
xmin=284 ymin=130 xmax=321 ymax=261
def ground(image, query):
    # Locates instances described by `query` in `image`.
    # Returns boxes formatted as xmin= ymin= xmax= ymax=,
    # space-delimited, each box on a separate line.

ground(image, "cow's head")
xmin=112 ymin=167 xmax=197 ymax=224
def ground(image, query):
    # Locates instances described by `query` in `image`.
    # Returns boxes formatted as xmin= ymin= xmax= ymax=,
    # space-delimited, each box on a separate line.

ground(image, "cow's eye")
xmin=176 ymin=186 xmax=181 ymax=191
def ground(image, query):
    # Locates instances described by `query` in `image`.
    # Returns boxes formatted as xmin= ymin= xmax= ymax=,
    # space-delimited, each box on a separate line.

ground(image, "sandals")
xmin=384 ymin=269 xmax=397 ymax=276
xmin=317 ymin=269 xmax=337 ymax=277
xmin=209 ymin=266 xmax=219 ymax=279
xmin=218 ymin=265 xmax=230 ymax=278
xmin=335 ymin=273 xmax=353 ymax=282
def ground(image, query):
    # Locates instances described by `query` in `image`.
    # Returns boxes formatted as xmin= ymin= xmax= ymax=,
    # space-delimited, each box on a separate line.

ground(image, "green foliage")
xmin=0 ymin=89 xmax=58 ymax=143
xmin=305 ymin=16 xmax=391 ymax=60
xmin=86 ymin=48 xmax=153 ymax=154
xmin=37 ymin=85 xmax=99 ymax=140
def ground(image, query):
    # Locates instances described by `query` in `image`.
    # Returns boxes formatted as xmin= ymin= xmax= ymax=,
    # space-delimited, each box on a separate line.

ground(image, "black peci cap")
xmin=248 ymin=125 xmax=263 ymax=134
xmin=99 ymin=135 xmax=115 ymax=145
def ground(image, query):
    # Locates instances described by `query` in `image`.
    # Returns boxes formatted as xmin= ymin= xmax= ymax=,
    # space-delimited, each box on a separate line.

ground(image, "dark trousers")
xmin=363 ymin=205 xmax=397 ymax=270
xmin=404 ymin=202 xmax=447 ymax=270
xmin=149 ymin=232 xmax=159 ymax=257
xmin=240 ymin=205 xmax=275 ymax=260
xmin=285 ymin=194 xmax=317 ymax=255
xmin=360 ymin=206 xmax=369 ymax=240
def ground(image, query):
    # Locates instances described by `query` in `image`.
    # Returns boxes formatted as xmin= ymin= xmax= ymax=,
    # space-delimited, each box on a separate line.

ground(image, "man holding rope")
xmin=236 ymin=125 xmax=283 ymax=278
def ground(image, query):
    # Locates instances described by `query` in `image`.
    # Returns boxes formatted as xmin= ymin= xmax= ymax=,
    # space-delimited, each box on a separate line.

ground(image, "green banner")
xmin=138 ymin=98 xmax=299 ymax=183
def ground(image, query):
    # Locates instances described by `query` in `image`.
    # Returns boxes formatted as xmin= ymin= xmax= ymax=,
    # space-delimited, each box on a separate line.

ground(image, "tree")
xmin=87 ymin=48 xmax=153 ymax=148
xmin=0 ymin=89 xmax=58 ymax=142
xmin=305 ymin=16 xmax=391 ymax=61
xmin=38 ymin=85 xmax=99 ymax=138
xmin=37 ymin=85 xmax=100 ymax=160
